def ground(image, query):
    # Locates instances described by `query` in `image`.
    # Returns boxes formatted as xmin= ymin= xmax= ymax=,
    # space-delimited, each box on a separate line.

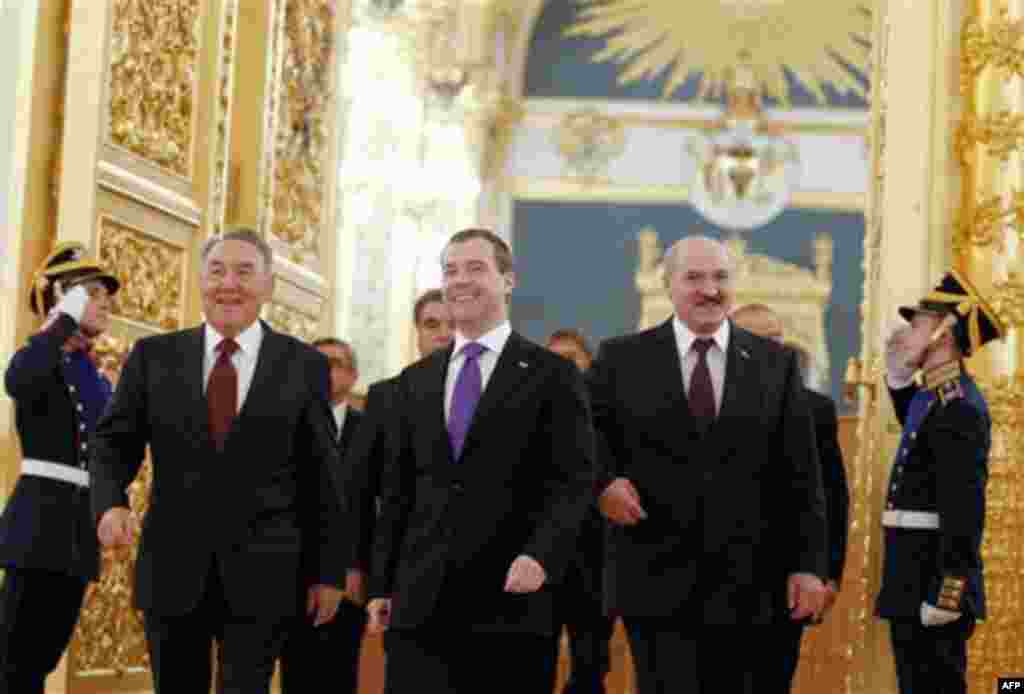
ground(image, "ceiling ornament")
xmin=686 ymin=65 xmax=800 ymax=230
xmin=565 ymin=0 xmax=871 ymax=105
xmin=555 ymin=108 xmax=626 ymax=180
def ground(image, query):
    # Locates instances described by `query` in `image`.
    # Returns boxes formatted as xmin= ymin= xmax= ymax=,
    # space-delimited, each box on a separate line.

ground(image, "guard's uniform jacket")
xmin=0 ymin=313 xmax=111 ymax=581
xmin=876 ymin=360 xmax=990 ymax=620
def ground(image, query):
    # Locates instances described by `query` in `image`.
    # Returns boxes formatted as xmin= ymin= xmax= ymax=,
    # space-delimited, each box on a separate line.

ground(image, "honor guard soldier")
xmin=0 ymin=242 xmax=120 ymax=693
xmin=878 ymin=270 xmax=1005 ymax=694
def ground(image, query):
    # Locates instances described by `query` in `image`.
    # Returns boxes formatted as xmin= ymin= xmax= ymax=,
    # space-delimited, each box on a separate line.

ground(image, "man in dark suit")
xmin=0 ymin=243 xmax=119 ymax=693
xmin=345 ymin=290 xmax=452 ymax=584
xmin=280 ymin=338 xmax=365 ymax=694
xmin=877 ymin=271 xmax=1002 ymax=694
xmin=731 ymin=303 xmax=850 ymax=693
xmin=545 ymin=328 xmax=616 ymax=694
xmin=366 ymin=229 xmax=596 ymax=694
xmin=587 ymin=235 xmax=828 ymax=694
xmin=90 ymin=227 xmax=346 ymax=693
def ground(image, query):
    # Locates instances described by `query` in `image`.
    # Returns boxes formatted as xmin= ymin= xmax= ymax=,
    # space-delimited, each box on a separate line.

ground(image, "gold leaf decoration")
xmin=961 ymin=10 xmax=1024 ymax=94
xmin=266 ymin=0 xmax=337 ymax=267
xmin=208 ymin=0 xmax=239 ymax=238
xmin=565 ymin=0 xmax=872 ymax=104
xmin=70 ymin=336 xmax=150 ymax=676
xmin=956 ymin=110 xmax=1024 ymax=164
xmin=98 ymin=217 xmax=184 ymax=330
xmin=107 ymin=0 xmax=203 ymax=177
xmin=266 ymin=300 xmax=321 ymax=343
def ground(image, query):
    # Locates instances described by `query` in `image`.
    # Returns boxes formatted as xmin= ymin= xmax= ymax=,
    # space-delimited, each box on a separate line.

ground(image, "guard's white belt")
xmin=883 ymin=510 xmax=939 ymax=529
xmin=22 ymin=458 xmax=89 ymax=488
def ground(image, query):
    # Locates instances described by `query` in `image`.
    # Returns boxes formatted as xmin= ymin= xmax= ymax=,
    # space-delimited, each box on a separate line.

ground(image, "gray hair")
xmin=664 ymin=234 xmax=733 ymax=277
xmin=200 ymin=227 xmax=273 ymax=273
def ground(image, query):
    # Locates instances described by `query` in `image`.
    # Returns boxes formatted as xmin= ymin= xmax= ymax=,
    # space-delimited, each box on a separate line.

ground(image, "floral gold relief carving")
xmin=70 ymin=336 xmax=151 ymax=676
xmin=108 ymin=0 xmax=202 ymax=177
xmin=263 ymin=0 xmax=338 ymax=267
xmin=266 ymin=301 xmax=321 ymax=343
xmin=961 ymin=10 xmax=1024 ymax=94
xmin=209 ymin=0 xmax=239 ymax=237
xmin=98 ymin=217 xmax=184 ymax=330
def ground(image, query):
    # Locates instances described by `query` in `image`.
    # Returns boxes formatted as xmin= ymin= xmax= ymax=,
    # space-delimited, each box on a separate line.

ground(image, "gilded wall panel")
xmin=98 ymin=216 xmax=186 ymax=331
xmin=266 ymin=300 xmax=322 ymax=343
xmin=208 ymin=0 xmax=239 ymax=237
xmin=69 ymin=336 xmax=151 ymax=682
xmin=107 ymin=0 xmax=203 ymax=179
xmin=261 ymin=0 xmax=338 ymax=270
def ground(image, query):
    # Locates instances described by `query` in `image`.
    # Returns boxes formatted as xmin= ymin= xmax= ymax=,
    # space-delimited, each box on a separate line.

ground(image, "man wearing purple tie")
xmin=366 ymin=228 xmax=596 ymax=694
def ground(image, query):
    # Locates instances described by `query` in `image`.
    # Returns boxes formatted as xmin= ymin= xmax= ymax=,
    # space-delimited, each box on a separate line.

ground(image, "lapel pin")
xmin=518 ymin=361 xmax=529 ymax=368
xmin=739 ymin=349 xmax=750 ymax=359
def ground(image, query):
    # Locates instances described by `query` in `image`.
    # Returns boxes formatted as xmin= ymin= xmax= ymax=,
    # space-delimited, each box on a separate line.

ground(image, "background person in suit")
xmin=730 ymin=303 xmax=850 ymax=693
xmin=0 ymin=243 xmax=119 ymax=694
xmin=545 ymin=328 xmax=616 ymax=694
xmin=344 ymin=290 xmax=453 ymax=587
xmin=366 ymin=229 xmax=596 ymax=694
xmin=90 ymin=227 xmax=346 ymax=693
xmin=587 ymin=235 xmax=828 ymax=694
xmin=878 ymin=271 xmax=1002 ymax=694
xmin=280 ymin=338 xmax=366 ymax=694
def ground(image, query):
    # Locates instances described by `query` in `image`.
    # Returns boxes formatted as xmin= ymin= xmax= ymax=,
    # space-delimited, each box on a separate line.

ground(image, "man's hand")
xmin=788 ymin=573 xmax=826 ymax=621
xmin=345 ymin=568 xmax=367 ymax=606
xmin=97 ymin=507 xmax=135 ymax=548
xmin=503 ymin=555 xmax=547 ymax=593
xmin=598 ymin=478 xmax=647 ymax=526
xmin=367 ymin=598 xmax=391 ymax=634
xmin=307 ymin=584 xmax=343 ymax=627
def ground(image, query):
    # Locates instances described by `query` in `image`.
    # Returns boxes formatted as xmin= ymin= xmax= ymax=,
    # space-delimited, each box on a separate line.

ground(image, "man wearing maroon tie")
xmin=366 ymin=228 xmax=596 ymax=694
xmin=90 ymin=227 xmax=346 ymax=693
xmin=587 ymin=235 xmax=828 ymax=694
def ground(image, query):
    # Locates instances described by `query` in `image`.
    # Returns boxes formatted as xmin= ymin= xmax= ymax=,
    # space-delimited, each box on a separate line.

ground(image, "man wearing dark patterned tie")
xmin=366 ymin=228 xmax=596 ymax=694
xmin=90 ymin=227 xmax=346 ymax=693
xmin=587 ymin=235 xmax=827 ymax=694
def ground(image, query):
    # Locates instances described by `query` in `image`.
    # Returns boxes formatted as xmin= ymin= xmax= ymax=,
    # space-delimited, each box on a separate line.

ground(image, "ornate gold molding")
xmin=960 ymin=9 xmax=1024 ymax=95
xmin=208 ymin=0 xmax=239 ymax=237
xmin=98 ymin=216 xmax=185 ymax=331
xmin=956 ymin=110 xmax=1024 ymax=164
xmin=107 ymin=0 xmax=203 ymax=178
xmin=266 ymin=300 xmax=321 ymax=343
xmin=260 ymin=0 xmax=337 ymax=268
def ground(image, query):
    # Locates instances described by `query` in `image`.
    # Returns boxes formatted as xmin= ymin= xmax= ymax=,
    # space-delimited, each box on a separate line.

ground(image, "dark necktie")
xmin=448 ymin=342 xmax=486 ymax=461
xmin=208 ymin=338 xmax=239 ymax=450
xmin=689 ymin=338 xmax=716 ymax=431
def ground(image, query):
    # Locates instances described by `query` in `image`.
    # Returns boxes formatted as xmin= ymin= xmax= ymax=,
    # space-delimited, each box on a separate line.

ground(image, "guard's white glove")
xmin=920 ymin=601 xmax=961 ymax=627
xmin=885 ymin=324 xmax=916 ymax=389
xmin=53 ymin=283 xmax=89 ymax=324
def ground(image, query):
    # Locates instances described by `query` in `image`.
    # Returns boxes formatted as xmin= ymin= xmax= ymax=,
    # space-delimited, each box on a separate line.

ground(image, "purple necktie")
xmin=448 ymin=342 xmax=486 ymax=460
xmin=689 ymin=338 xmax=715 ymax=432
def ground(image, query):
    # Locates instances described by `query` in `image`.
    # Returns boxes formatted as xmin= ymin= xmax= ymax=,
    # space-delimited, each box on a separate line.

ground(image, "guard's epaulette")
xmin=923 ymin=360 xmax=964 ymax=405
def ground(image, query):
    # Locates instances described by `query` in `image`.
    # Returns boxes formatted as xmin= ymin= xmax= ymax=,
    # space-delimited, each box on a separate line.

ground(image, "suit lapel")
xmin=458 ymin=332 xmax=531 ymax=460
xmin=185 ymin=326 xmax=212 ymax=446
xmin=705 ymin=324 xmax=762 ymax=457
xmin=649 ymin=320 xmax=694 ymax=438
xmin=422 ymin=346 xmax=454 ymax=464
xmin=235 ymin=322 xmax=289 ymax=426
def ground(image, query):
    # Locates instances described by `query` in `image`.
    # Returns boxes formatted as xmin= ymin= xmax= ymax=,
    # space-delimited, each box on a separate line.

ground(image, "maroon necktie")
xmin=689 ymin=338 xmax=716 ymax=431
xmin=208 ymin=338 xmax=239 ymax=450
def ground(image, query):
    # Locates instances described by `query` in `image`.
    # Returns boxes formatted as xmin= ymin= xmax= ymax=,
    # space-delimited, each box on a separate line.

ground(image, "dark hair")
xmin=547 ymin=328 xmax=593 ymax=358
xmin=442 ymin=228 xmax=513 ymax=274
xmin=312 ymin=337 xmax=357 ymax=371
xmin=201 ymin=226 xmax=273 ymax=273
xmin=413 ymin=289 xmax=445 ymax=325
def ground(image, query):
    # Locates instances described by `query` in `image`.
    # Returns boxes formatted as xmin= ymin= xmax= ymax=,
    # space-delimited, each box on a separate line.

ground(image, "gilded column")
xmin=954 ymin=0 xmax=1024 ymax=687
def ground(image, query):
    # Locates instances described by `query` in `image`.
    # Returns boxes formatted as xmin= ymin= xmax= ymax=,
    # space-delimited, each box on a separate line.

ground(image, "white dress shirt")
xmin=445 ymin=321 xmax=512 ymax=421
xmin=333 ymin=402 xmax=348 ymax=441
xmin=203 ymin=321 xmax=263 ymax=413
xmin=672 ymin=316 xmax=730 ymax=415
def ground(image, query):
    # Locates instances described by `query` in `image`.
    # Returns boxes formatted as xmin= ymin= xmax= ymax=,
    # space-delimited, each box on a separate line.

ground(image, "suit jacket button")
xmin=452 ymin=483 xmax=464 ymax=494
